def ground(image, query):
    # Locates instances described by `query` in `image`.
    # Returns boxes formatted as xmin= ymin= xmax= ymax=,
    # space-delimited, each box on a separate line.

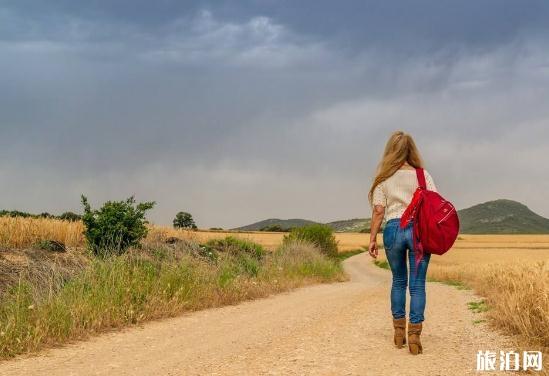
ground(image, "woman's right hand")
xmin=368 ymin=241 xmax=378 ymax=259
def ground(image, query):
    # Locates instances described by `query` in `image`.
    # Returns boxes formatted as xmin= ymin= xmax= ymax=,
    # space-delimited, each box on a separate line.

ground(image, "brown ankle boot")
xmin=392 ymin=318 xmax=406 ymax=348
xmin=407 ymin=322 xmax=423 ymax=354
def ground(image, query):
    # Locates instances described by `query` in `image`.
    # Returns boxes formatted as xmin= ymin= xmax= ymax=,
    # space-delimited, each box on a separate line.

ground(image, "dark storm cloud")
xmin=4 ymin=1 xmax=549 ymax=44
xmin=1 ymin=1 xmax=549 ymax=227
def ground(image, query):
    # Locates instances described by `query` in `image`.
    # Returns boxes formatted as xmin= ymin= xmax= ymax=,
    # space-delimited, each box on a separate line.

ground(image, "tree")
xmin=173 ymin=211 xmax=197 ymax=229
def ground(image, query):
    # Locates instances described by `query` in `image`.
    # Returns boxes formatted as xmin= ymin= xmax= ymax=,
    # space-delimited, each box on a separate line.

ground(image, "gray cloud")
xmin=1 ymin=2 xmax=549 ymax=228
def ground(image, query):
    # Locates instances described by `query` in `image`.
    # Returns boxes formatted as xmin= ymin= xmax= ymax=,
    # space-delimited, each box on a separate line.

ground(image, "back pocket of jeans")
xmin=383 ymin=225 xmax=398 ymax=251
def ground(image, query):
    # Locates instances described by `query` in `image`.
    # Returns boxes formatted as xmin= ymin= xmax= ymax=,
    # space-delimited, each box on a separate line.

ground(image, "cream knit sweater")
xmin=372 ymin=169 xmax=437 ymax=221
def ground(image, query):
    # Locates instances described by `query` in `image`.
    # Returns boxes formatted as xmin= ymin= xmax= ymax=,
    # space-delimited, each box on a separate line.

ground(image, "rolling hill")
xmin=234 ymin=199 xmax=549 ymax=234
xmin=457 ymin=199 xmax=549 ymax=234
xmin=233 ymin=218 xmax=371 ymax=232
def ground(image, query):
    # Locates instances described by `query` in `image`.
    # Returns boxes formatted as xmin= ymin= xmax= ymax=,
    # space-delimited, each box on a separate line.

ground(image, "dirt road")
xmin=0 ymin=253 xmax=516 ymax=375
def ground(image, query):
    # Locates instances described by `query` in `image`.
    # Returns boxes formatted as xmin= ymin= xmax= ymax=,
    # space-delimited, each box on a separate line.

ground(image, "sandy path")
xmin=0 ymin=253 xmax=517 ymax=375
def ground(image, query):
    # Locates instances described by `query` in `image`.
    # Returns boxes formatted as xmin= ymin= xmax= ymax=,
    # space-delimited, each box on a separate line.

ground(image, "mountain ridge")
xmin=233 ymin=199 xmax=549 ymax=234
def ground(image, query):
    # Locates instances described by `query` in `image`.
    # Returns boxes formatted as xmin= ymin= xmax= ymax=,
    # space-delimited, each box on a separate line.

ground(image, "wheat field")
xmin=2 ymin=216 xmax=549 ymax=255
xmin=0 ymin=217 xmax=84 ymax=249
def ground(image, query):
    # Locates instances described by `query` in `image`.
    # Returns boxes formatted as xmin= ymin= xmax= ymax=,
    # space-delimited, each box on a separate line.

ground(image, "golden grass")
xmin=0 ymin=217 xmax=287 ymax=250
xmin=0 ymin=217 xmax=84 ymax=249
xmin=147 ymin=227 xmax=287 ymax=250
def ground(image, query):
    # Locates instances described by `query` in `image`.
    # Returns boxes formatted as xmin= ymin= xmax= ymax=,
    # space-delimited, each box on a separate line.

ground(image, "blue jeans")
xmin=383 ymin=218 xmax=431 ymax=324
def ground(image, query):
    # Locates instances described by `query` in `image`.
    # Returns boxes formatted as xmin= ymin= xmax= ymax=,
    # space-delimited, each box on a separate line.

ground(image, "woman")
xmin=367 ymin=131 xmax=437 ymax=355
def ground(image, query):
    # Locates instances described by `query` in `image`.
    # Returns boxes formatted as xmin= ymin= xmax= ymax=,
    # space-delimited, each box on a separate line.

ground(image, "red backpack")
xmin=400 ymin=168 xmax=460 ymax=272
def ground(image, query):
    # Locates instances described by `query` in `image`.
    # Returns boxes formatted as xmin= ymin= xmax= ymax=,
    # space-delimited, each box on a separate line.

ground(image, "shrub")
xmin=81 ymin=196 xmax=155 ymax=256
xmin=283 ymin=224 xmax=338 ymax=258
xmin=203 ymin=236 xmax=266 ymax=260
xmin=173 ymin=211 xmax=197 ymax=229
xmin=223 ymin=239 xmax=264 ymax=277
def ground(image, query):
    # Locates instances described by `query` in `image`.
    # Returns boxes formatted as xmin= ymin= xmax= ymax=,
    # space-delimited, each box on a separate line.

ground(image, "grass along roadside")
xmin=467 ymin=299 xmax=489 ymax=313
xmin=0 ymin=239 xmax=345 ymax=359
xmin=373 ymin=259 xmax=389 ymax=270
xmin=334 ymin=248 xmax=365 ymax=261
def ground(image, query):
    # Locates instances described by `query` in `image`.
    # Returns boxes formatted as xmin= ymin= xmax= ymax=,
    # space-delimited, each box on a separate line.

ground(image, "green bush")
xmin=203 ymin=236 xmax=266 ymax=260
xmin=283 ymin=224 xmax=338 ymax=258
xmin=81 ymin=196 xmax=155 ymax=257
xmin=199 ymin=237 xmax=265 ymax=278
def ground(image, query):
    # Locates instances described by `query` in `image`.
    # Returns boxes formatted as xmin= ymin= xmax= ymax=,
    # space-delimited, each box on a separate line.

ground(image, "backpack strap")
xmin=416 ymin=168 xmax=427 ymax=190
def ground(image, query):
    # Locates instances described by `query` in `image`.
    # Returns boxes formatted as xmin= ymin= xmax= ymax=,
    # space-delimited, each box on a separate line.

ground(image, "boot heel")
xmin=393 ymin=318 xmax=406 ymax=349
xmin=408 ymin=343 xmax=422 ymax=355
xmin=407 ymin=322 xmax=423 ymax=355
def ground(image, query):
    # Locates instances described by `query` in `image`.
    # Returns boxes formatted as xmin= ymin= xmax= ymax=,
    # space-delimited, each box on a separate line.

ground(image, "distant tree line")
xmin=0 ymin=210 xmax=82 ymax=222
xmin=259 ymin=225 xmax=292 ymax=232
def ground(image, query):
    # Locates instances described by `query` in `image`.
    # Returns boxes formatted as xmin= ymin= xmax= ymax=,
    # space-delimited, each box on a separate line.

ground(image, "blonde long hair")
xmin=368 ymin=131 xmax=424 ymax=204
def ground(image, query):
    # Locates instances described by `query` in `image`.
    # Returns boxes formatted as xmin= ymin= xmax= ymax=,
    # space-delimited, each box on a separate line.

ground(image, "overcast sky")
xmin=1 ymin=1 xmax=549 ymax=228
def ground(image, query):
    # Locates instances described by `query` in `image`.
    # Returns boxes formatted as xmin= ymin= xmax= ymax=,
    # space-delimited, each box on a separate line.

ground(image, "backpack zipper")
xmin=437 ymin=206 xmax=455 ymax=224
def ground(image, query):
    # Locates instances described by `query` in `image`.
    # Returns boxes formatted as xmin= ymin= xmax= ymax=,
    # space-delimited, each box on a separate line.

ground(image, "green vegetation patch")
xmin=427 ymin=277 xmax=471 ymax=290
xmin=334 ymin=248 xmax=365 ymax=261
xmin=373 ymin=259 xmax=390 ymax=270
xmin=468 ymin=299 xmax=489 ymax=313
xmin=283 ymin=224 xmax=338 ymax=258
xmin=473 ymin=319 xmax=487 ymax=325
